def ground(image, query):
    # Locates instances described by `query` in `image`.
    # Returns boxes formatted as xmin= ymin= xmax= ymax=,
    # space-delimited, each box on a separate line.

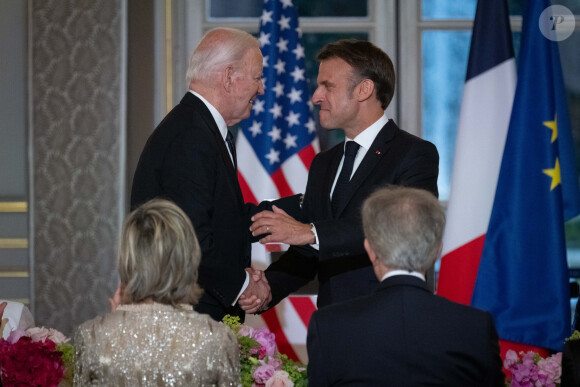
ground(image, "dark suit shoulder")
xmin=431 ymin=292 xmax=494 ymax=319
xmin=386 ymin=122 xmax=437 ymax=153
xmin=314 ymin=279 xmax=493 ymax=329
xmin=149 ymin=95 xmax=214 ymax=140
xmin=309 ymin=140 xmax=344 ymax=164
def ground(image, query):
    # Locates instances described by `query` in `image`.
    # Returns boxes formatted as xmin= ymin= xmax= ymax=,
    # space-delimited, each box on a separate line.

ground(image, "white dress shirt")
xmin=311 ymin=114 xmax=389 ymax=249
xmin=382 ymin=270 xmax=426 ymax=282
xmin=189 ymin=90 xmax=236 ymax=167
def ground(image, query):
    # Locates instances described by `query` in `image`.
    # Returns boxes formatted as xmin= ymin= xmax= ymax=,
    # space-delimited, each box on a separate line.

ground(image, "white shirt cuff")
xmin=310 ymin=223 xmax=320 ymax=250
xmin=232 ymin=271 xmax=250 ymax=305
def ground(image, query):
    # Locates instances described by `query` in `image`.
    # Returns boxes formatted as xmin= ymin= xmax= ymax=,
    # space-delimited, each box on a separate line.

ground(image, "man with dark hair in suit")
xmin=130 ymin=28 xmax=301 ymax=321
xmin=245 ymin=39 xmax=439 ymax=310
xmin=307 ymin=186 xmax=505 ymax=386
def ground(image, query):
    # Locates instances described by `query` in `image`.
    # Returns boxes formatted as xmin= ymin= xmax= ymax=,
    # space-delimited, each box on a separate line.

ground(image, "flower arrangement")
xmin=503 ymin=330 xmax=580 ymax=387
xmin=0 ymin=327 xmax=74 ymax=386
xmin=503 ymin=350 xmax=561 ymax=387
xmin=222 ymin=315 xmax=307 ymax=387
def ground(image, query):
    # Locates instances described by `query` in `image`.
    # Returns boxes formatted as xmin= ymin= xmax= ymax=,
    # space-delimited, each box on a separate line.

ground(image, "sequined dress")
xmin=73 ymin=303 xmax=241 ymax=386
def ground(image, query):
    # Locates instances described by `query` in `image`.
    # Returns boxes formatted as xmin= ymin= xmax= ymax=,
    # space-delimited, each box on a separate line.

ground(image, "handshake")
xmin=238 ymin=267 xmax=272 ymax=314
xmin=237 ymin=204 xmax=316 ymax=315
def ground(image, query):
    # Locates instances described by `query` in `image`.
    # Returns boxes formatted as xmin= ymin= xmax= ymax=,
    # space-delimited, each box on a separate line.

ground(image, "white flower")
xmin=265 ymin=370 xmax=294 ymax=387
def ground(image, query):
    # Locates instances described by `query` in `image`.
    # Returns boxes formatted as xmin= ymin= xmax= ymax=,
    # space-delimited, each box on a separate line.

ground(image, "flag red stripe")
xmin=238 ymin=171 xmax=258 ymax=204
xmin=271 ymin=169 xmax=295 ymax=197
xmin=289 ymin=297 xmax=317 ymax=328
xmin=437 ymin=234 xmax=485 ymax=305
xmin=298 ymin=144 xmax=316 ymax=169
xmin=265 ymin=244 xmax=283 ymax=252
xmin=260 ymin=308 xmax=300 ymax=361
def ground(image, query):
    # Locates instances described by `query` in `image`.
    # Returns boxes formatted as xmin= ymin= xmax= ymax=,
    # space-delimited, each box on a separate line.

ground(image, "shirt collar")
xmin=189 ymin=90 xmax=228 ymax=140
xmin=382 ymin=270 xmax=426 ymax=282
xmin=346 ymin=114 xmax=388 ymax=150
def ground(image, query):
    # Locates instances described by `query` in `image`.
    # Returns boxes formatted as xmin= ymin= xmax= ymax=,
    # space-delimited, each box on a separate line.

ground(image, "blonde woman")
xmin=74 ymin=199 xmax=240 ymax=386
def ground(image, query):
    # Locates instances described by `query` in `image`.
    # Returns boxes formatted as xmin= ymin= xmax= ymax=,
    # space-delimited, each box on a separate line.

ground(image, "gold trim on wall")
xmin=0 ymin=239 xmax=28 ymax=248
xmin=0 ymin=202 xmax=27 ymax=212
xmin=165 ymin=0 xmax=173 ymax=113
xmin=0 ymin=271 xmax=29 ymax=278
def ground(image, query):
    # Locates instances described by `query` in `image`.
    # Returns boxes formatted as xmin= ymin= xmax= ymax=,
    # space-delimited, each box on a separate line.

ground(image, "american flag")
xmin=237 ymin=0 xmax=319 ymax=206
xmin=237 ymin=0 xmax=319 ymax=364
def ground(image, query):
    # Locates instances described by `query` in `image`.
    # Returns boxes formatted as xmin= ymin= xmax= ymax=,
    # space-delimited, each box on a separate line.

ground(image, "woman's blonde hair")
xmin=118 ymin=199 xmax=203 ymax=307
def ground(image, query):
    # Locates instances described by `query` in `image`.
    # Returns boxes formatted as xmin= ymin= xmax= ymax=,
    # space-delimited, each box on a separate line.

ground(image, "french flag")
xmin=438 ymin=0 xmax=580 ymax=359
xmin=437 ymin=0 xmax=516 ymax=307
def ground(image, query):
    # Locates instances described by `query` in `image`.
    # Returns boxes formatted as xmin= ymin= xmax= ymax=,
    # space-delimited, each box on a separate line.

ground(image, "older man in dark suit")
xmin=131 ymin=28 xmax=300 ymax=321
xmin=246 ymin=40 xmax=439 ymax=310
xmin=306 ymin=187 xmax=505 ymax=386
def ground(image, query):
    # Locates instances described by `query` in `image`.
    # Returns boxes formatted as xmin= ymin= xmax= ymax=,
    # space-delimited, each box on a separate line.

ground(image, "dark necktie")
xmin=225 ymin=131 xmax=237 ymax=170
xmin=331 ymin=141 xmax=360 ymax=215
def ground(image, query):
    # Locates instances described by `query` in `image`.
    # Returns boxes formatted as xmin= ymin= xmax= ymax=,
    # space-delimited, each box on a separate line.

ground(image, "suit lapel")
xmin=333 ymin=120 xmax=398 ymax=217
xmin=183 ymin=93 xmax=245 ymax=205
xmin=325 ymin=146 xmax=344 ymax=216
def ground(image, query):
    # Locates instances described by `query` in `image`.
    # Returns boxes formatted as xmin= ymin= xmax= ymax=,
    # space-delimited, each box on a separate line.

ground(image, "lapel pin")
xmin=376 ymin=150 xmax=381 ymax=155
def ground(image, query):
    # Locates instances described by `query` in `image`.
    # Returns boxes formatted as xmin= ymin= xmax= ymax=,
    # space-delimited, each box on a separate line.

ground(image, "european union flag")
xmin=472 ymin=0 xmax=580 ymax=351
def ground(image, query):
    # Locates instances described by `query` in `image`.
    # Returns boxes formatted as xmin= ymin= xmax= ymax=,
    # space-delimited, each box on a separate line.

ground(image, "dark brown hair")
xmin=317 ymin=39 xmax=395 ymax=110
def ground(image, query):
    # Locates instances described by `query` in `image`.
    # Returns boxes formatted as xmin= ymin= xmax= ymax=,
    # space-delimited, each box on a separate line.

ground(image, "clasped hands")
xmin=239 ymin=268 xmax=271 ymax=314
xmin=239 ymin=206 xmax=314 ymax=314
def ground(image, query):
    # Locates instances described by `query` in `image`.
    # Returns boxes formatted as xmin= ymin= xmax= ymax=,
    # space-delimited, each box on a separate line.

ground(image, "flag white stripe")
xmin=237 ymin=131 xmax=279 ymax=201
xmin=311 ymin=138 xmax=320 ymax=153
xmin=275 ymin=298 xmax=310 ymax=363
xmin=442 ymin=59 xmax=517 ymax=256
xmin=281 ymin=155 xmax=309 ymax=193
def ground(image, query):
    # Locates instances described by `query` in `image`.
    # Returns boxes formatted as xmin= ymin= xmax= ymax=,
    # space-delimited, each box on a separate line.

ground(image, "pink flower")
xmin=6 ymin=329 xmax=27 ymax=344
xmin=505 ymin=350 xmax=564 ymax=387
xmin=250 ymin=345 xmax=267 ymax=359
xmin=265 ymin=370 xmax=294 ymax=387
xmin=0 ymin=336 xmax=64 ymax=386
xmin=503 ymin=349 xmax=519 ymax=369
xmin=46 ymin=328 xmax=69 ymax=344
xmin=537 ymin=352 xmax=562 ymax=385
xmin=25 ymin=327 xmax=70 ymax=344
xmin=253 ymin=364 xmax=275 ymax=384
xmin=251 ymin=328 xmax=277 ymax=357
xmin=239 ymin=324 xmax=254 ymax=337
xmin=267 ymin=356 xmax=283 ymax=370
xmin=26 ymin=327 xmax=51 ymax=342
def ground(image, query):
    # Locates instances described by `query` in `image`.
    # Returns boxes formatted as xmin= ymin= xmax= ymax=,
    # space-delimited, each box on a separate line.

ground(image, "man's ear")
xmin=222 ymin=65 xmax=235 ymax=92
xmin=356 ymin=79 xmax=375 ymax=102
xmin=364 ymin=238 xmax=378 ymax=265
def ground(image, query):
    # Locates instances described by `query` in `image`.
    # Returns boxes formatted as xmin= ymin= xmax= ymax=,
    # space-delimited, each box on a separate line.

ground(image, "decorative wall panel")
xmin=31 ymin=0 xmax=124 ymax=336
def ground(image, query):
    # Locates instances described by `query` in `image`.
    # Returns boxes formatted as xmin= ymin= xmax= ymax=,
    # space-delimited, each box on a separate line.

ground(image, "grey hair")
xmin=186 ymin=27 xmax=260 ymax=85
xmin=362 ymin=186 xmax=445 ymax=272
xmin=118 ymin=199 xmax=203 ymax=307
